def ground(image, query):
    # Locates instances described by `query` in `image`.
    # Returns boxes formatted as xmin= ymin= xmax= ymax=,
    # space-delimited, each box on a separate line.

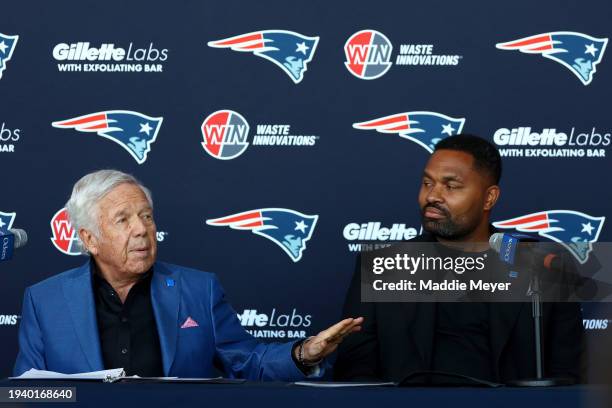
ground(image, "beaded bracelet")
xmin=298 ymin=336 xmax=323 ymax=367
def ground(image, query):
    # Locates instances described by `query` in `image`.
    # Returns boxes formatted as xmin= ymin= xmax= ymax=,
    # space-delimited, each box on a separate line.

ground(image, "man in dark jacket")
xmin=334 ymin=134 xmax=584 ymax=384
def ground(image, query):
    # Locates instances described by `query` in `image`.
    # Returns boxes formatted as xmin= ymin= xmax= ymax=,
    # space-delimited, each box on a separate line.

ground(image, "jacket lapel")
xmin=150 ymin=262 xmax=180 ymax=376
xmin=61 ymin=262 xmax=104 ymax=371
xmin=489 ymin=302 xmax=523 ymax=378
xmin=401 ymin=233 xmax=437 ymax=369
xmin=410 ymin=303 xmax=436 ymax=369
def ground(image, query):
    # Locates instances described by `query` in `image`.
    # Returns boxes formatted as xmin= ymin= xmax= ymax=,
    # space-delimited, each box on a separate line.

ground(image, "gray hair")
xmin=66 ymin=170 xmax=153 ymax=247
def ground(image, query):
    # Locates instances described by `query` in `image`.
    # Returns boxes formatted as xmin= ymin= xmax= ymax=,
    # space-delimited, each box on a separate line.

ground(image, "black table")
xmin=0 ymin=380 xmax=609 ymax=408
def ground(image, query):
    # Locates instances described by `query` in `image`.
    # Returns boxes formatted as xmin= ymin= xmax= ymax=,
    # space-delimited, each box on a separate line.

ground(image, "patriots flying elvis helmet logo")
xmin=206 ymin=208 xmax=318 ymax=262
xmin=0 ymin=32 xmax=18 ymax=80
xmin=0 ymin=211 xmax=16 ymax=232
xmin=208 ymin=30 xmax=319 ymax=84
xmin=496 ymin=32 xmax=608 ymax=85
xmin=353 ymin=111 xmax=465 ymax=153
xmin=52 ymin=110 xmax=163 ymax=164
xmin=493 ymin=210 xmax=605 ymax=264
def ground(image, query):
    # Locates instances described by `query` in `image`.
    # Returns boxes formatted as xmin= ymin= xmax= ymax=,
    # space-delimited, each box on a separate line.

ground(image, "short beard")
xmin=422 ymin=216 xmax=479 ymax=240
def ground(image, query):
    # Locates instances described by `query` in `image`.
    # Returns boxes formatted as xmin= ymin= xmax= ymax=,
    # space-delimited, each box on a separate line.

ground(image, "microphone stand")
xmin=506 ymin=270 xmax=574 ymax=387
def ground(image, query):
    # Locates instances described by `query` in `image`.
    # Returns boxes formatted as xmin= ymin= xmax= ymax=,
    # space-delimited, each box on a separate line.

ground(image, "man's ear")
xmin=484 ymin=185 xmax=500 ymax=211
xmin=78 ymin=228 xmax=99 ymax=256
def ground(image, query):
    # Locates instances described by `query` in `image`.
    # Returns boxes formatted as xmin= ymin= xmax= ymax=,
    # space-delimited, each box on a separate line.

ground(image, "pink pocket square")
xmin=181 ymin=316 xmax=199 ymax=329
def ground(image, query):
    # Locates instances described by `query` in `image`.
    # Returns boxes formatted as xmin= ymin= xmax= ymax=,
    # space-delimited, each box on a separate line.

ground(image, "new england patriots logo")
xmin=0 ymin=33 xmax=18 ymax=80
xmin=493 ymin=210 xmax=605 ymax=264
xmin=353 ymin=111 xmax=465 ymax=153
xmin=496 ymin=32 xmax=608 ymax=86
xmin=0 ymin=211 xmax=16 ymax=232
xmin=208 ymin=30 xmax=319 ymax=84
xmin=52 ymin=111 xmax=163 ymax=164
xmin=206 ymin=208 xmax=318 ymax=262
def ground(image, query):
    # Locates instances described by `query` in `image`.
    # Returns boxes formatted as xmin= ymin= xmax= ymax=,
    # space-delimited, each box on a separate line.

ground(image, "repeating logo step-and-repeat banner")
xmin=1 ymin=1 xmax=611 ymax=380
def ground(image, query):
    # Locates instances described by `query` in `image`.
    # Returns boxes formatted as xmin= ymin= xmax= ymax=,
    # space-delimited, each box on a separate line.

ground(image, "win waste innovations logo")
xmin=344 ymin=29 xmax=462 ymax=80
xmin=200 ymin=110 xmax=318 ymax=160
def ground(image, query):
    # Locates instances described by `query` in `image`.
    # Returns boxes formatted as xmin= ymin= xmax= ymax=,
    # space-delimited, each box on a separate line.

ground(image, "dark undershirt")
xmin=430 ymin=247 xmax=496 ymax=382
xmin=92 ymin=264 xmax=164 ymax=376
xmin=432 ymin=302 xmax=493 ymax=381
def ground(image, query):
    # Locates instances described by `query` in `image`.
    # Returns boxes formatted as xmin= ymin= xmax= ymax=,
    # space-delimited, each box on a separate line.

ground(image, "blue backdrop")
xmin=1 ymin=0 xmax=611 ymax=381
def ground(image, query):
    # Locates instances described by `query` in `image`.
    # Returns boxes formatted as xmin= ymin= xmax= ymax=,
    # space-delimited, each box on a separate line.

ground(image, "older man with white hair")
xmin=14 ymin=169 xmax=362 ymax=379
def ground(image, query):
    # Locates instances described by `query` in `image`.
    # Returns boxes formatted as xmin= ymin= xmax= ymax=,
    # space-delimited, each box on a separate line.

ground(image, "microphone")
xmin=489 ymin=232 xmax=563 ymax=272
xmin=0 ymin=228 xmax=28 ymax=261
